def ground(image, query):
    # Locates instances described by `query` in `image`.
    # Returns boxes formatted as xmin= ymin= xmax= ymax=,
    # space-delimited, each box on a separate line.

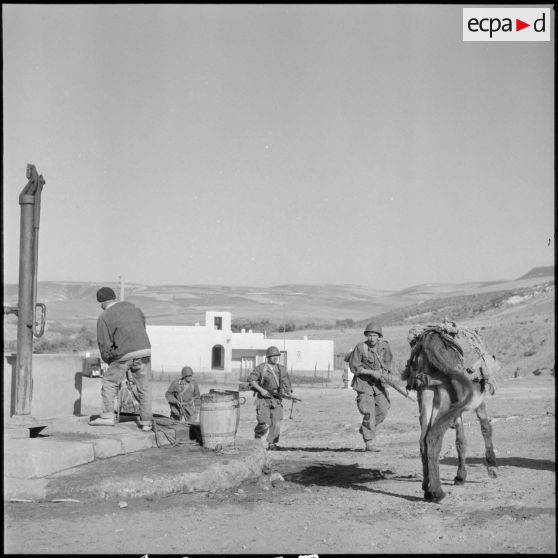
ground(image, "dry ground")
xmin=4 ymin=373 xmax=555 ymax=555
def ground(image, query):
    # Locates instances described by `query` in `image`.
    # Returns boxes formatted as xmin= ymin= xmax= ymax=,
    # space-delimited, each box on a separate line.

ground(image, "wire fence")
xmin=150 ymin=367 xmax=341 ymax=387
xmin=150 ymin=358 xmax=408 ymax=386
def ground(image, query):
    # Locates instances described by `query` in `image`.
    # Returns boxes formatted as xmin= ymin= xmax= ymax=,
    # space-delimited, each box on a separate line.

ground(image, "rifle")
xmin=269 ymin=391 xmax=302 ymax=402
xmin=364 ymin=347 xmax=416 ymax=402
xmin=268 ymin=390 xmax=302 ymax=419
xmin=380 ymin=376 xmax=416 ymax=402
xmin=178 ymin=401 xmax=199 ymax=424
xmin=238 ymin=382 xmax=252 ymax=392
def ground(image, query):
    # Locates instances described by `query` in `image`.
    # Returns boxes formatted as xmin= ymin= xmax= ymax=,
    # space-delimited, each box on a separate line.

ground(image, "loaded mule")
xmin=402 ymin=323 xmax=500 ymax=502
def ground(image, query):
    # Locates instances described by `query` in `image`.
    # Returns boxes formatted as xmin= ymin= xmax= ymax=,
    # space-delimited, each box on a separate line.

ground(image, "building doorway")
xmin=211 ymin=345 xmax=224 ymax=369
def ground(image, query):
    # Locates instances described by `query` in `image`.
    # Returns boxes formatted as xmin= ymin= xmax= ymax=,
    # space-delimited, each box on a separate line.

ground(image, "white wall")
xmin=147 ymin=312 xmax=334 ymax=374
xmin=267 ymin=338 xmax=334 ymax=372
xmin=147 ymin=324 xmax=232 ymax=373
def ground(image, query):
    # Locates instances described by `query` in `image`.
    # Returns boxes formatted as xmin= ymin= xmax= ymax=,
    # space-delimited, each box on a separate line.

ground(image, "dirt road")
xmin=4 ymin=374 xmax=555 ymax=554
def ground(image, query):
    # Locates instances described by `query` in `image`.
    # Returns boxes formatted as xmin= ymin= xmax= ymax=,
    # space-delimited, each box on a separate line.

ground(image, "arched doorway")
xmin=211 ymin=345 xmax=224 ymax=369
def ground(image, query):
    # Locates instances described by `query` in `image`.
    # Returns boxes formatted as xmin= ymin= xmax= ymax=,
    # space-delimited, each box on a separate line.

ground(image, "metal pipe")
xmin=32 ymin=175 xmax=44 ymax=336
xmin=14 ymin=165 xmax=45 ymax=415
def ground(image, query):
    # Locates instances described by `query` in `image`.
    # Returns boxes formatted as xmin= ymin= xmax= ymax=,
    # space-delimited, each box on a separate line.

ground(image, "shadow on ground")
xmin=276 ymin=446 xmax=365 ymax=453
xmin=440 ymin=456 xmax=555 ymax=472
xmin=283 ymin=462 xmax=425 ymax=502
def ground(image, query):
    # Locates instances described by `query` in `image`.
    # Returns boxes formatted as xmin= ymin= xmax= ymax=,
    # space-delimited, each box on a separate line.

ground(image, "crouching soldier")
xmin=349 ymin=321 xmax=393 ymax=452
xmin=248 ymin=346 xmax=293 ymax=450
xmin=165 ymin=366 xmax=201 ymax=422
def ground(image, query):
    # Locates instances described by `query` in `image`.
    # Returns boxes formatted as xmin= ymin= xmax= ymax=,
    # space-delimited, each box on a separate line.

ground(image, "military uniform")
xmin=165 ymin=376 xmax=201 ymax=421
xmin=349 ymin=336 xmax=393 ymax=446
xmin=247 ymin=360 xmax=292 ymax=446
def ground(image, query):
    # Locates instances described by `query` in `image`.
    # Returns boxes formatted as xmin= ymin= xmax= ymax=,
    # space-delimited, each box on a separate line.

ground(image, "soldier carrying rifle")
xmin=348 ymin=321 xmax=394 ymax=452
xmin=247 ymin=346 xmax=294 ymax=450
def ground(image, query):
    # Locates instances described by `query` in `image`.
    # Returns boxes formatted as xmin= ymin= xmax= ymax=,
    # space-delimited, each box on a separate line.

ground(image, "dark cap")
xmin=96 ymin=287 xmax=116 ymax=303
xmin=181 ymin=366 xmax=194 ymax=377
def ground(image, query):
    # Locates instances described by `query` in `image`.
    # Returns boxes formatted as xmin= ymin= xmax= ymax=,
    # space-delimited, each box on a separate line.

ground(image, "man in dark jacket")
xmin=348 ymin=321 xmax=393 ymax=451
xmin=165 ymin=366 xmax=201 ymax=422
xmin=247 ymin=346 xmax=293 ymax=450
xmin=89 ymin=286 xmax=153 ymax=431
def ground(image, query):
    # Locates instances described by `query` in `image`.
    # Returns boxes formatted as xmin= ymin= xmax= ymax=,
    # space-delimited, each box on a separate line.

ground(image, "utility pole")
xmin=119 ymin=275 xmax=125 ymax=301
xmin=282 ymin=302 xmax=286 ymax=351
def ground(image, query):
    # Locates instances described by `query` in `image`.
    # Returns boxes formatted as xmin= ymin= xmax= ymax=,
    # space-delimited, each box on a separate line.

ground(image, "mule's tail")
xmin=433 ymin=372 xmax=474 ymax=434
xmin=421 ymin=332 xmax=474 ymax=435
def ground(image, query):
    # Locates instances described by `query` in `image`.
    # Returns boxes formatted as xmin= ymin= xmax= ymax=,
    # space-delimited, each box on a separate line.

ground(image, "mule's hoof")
xmin=487 ymin=467 xmax=498 ymax=478
xmin=424 ymin=490 xmax=446 ymax=503
xmin=454 ymin=476 xmax=465 ymax=485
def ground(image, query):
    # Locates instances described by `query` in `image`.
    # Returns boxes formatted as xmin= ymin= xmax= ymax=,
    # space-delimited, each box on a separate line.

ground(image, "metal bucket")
xmin=200 ymin=390 xmax=245 ymax=449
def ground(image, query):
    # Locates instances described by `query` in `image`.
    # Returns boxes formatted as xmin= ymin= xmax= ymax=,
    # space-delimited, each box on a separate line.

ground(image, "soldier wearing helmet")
xmin=347 ymin=321 xmax=393 ymax=451
xmin=247 ymin=345 xmax=294 ymax=450
xmin=165 ymin=366 xmax=201 ymax=422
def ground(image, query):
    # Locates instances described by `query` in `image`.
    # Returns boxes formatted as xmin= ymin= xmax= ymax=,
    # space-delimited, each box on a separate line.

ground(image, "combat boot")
xmin=89 ymin=414 xmax=115 ymax=426
xmin=365 ymin=440 xmax=381 ymax=452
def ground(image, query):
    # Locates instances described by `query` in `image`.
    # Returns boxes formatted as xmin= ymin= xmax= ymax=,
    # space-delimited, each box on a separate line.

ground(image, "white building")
xmin=146 ymin=311 xmax=334 ymax=377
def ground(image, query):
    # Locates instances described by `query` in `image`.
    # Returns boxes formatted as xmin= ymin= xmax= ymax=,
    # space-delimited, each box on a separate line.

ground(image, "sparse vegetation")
xmin=3 ymin=278 xmax=553 ymax=380
xmin=3 ymin=322 xmax=97 ymax=354
xmin=357 ymin=282 xmax=554 ymax=328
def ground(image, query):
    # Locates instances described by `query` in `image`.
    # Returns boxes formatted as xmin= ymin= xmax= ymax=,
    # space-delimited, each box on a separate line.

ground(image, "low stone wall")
xmin=3 ymin=353 xmax=84 ymax=420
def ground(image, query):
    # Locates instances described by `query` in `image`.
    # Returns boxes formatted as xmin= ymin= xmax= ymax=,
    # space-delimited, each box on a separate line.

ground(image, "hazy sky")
xmin=3 ymin=4 xmax=554 ymax=290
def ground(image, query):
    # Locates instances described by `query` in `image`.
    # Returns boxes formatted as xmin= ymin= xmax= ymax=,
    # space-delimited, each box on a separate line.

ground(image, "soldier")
xmin=165 ymin=366 xmax=201 ymax=422
xmin=248 ymin=346 xmax=293 ymax=450
xmin=348 ymin=321 xmax=393 ymax=451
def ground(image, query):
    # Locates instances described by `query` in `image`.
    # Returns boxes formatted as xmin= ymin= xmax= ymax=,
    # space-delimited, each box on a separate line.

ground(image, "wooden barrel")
xmin=200 ymin=391 xmax=239 ymax=449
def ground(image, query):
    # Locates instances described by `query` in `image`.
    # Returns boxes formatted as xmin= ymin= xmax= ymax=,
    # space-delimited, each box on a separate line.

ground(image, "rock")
xmin=270 ymin=472 xmax=284 ymax=483
xmin=118 ymin=501 xmax=128 ymax=508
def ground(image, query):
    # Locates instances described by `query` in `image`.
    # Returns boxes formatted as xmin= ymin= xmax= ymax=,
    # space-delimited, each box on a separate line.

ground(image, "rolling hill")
xmin=2 ymin=267 xmax=554 ymax=329
xmin=3 ymin=268 xmax=554 ymax=378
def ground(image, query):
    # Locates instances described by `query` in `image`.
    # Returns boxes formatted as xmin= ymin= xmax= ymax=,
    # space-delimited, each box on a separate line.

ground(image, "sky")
xmin=2 ymin=4 xmax=554 ymax=291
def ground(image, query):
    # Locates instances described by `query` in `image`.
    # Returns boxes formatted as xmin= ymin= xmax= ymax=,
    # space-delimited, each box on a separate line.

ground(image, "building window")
xmin=214 ymin=317 xmax=222 ymax=330
xmin=212 ymin=345 xmax=224 ymax=369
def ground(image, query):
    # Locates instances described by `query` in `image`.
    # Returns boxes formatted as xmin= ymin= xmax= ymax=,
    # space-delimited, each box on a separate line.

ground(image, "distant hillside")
xmin=3 ymin=275 xmax=554 ymax=374
xmin=3 ymin=270 xmax=554 ymax=331
xmin=2 ymin=281 xmax=406 ymax=328
xmin=360 ymin=280 xmax=555 ymax=328
xmin=518 ymin=266 xmax=554 ymax=280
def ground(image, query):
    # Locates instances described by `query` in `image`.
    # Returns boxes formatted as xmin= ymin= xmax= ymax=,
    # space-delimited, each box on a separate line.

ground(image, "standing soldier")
xmin=165 ymin=366 xmax=201 ymax=422
xmin=349 ymin=321 xmax=393 ymax=451
xmin=89 ymin=286 xmax=153 ymax=431
xmin=248 ymin=346 xmax=293 ymax=450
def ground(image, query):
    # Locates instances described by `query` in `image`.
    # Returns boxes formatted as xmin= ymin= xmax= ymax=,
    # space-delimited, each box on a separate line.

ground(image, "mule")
xmin=449 ymin=328 xmax=499 ymax=484
xmin=407 ymin=329 xmax=476 ymax=502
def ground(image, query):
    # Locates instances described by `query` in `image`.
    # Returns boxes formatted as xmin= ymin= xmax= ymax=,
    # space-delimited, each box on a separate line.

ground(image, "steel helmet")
xmin=364 ymin=321 xmax=383 ymax=337
xmin=181 ymin=366 xmax=194 ymax=377
xmin=266 ymin=346 xmax=281 ymax=358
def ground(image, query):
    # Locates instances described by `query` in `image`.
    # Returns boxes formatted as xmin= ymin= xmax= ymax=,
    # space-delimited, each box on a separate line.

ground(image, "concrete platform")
xmin=3 ymin=415 xmax=269 ymax=502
